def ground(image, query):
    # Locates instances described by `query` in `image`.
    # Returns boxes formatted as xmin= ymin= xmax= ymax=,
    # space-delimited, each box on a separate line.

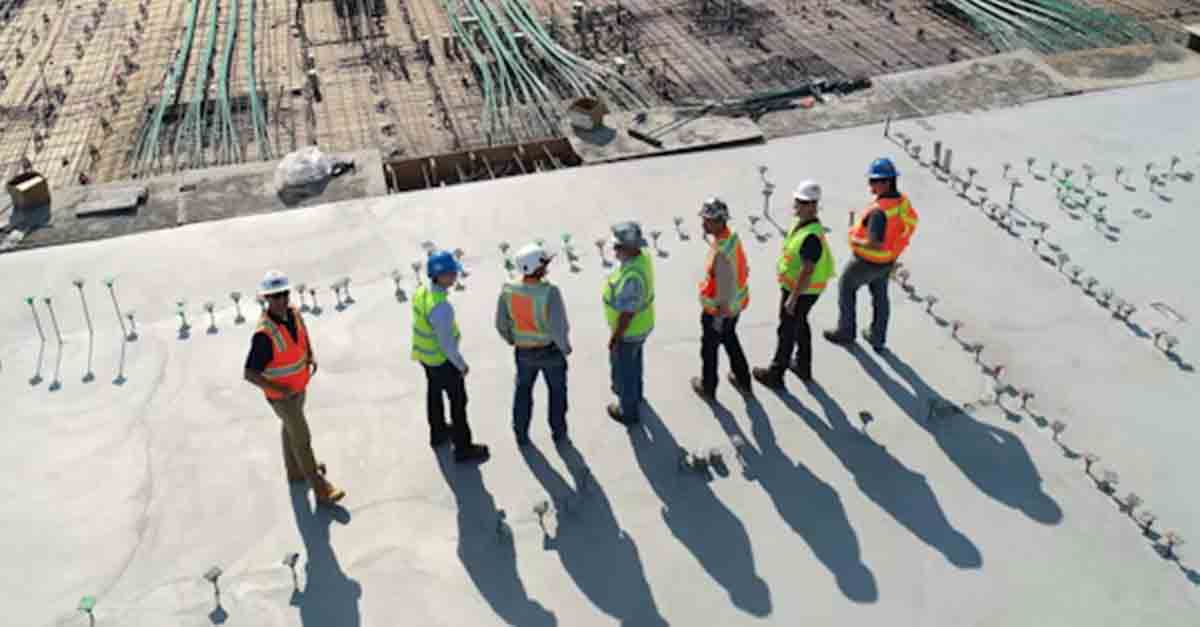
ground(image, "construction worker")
xmin=691 ymin=197 xmax=753 ymax=399
xmin=753 ymin=180 xmax=834 ymax=385
xmin=495 ymin=243 xmax=573 ymax=445
xmin=603 ymin=221 xmax=655 ymax=425
xmin=824 ymin=158 xmax=919 ymax=351
xmin=412 ymin=250 xmax=490 ymax=463
xmin=244 ymin=270 xmax=345 ymax=505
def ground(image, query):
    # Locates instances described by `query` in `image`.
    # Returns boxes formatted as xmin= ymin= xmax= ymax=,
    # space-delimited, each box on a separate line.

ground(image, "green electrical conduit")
xmin=133 ymin=0 xmax=202 ymax=174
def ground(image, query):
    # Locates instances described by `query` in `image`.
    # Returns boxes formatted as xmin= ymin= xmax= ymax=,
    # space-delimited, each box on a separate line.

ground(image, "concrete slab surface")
xmin=3 ymin=79 xmax=1200 ymax=626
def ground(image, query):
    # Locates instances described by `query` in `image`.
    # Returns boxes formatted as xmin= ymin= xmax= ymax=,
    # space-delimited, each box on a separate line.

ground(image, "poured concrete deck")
xmin=2 ymin=78 xmax=1200 ymax=626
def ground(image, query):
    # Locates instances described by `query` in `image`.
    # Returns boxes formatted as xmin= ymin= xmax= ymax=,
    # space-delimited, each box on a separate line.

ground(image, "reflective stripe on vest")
xmin=849 ymin=194 xmax=919 ymax=263
xmin=411 ymin=286 xmax=460 ymax=366
xmin=778 ymin=219 xmax=835 ymax=294
xmin=699 ymin=229 xmax=750 ymax=315
xmin=503 ymin=281 xmax=553 ymax=348
xmin=602 ymin=249 xmax=655 ymax=341
xmin=256 ymin=307 xmax=311 ymax=400
xmin=778 ymin=221 xmax=834 ymax=294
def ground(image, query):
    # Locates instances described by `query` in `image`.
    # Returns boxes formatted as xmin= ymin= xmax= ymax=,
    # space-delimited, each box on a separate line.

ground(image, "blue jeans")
xmin=836 ymin=256 xmax=894 ymax=345
xmin=513 ymin=346 xmax=568 ymax=439
xmin=609 ymin=340 xmax=645 ymax=421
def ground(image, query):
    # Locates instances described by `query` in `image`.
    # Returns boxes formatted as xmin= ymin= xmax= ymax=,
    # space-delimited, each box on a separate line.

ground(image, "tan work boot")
xmin=313 ymin=475 xmax=345 ymax=506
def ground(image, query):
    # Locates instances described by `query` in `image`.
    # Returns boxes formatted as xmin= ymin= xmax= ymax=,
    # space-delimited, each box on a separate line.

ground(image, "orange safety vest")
xmin=502 ymin=280 xmax=554 ymax=348
xmin=699 ymin=227 xmax=750 ymax=315
xmin=848 ymin=194 xmax=919 ymax=264
xmin=256 ymin=307 xmax=312 ymax=400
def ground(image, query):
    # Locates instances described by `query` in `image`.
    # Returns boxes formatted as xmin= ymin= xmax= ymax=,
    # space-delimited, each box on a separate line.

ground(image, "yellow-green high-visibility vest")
xmin=777 ymin=220 xmax=835 ymax=295
xmin=502 ymin=280 xmax=553 ymax=348
xmin=411 ymin=285 xmax=460 ymax=366
xmin=602 ymin=249 xmax=655 ymax=341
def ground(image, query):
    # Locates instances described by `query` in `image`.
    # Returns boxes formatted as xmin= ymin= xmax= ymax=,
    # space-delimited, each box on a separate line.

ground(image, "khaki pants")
xmin=268 ymin=392 xmax=319 ymax=480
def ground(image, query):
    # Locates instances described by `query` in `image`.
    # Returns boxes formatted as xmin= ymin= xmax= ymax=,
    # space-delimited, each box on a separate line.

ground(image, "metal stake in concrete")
xmin=25 ymin=297 xmax=45 ymax=385
xmin=331 ymin=282 xmax=346 ymax=311
xmin=1001 ymin=161 xmax=1010 ymax=179
xmin=342 ymin=278 xmax=356 ymax=303
xmin=942 ymin=148 xmax=953 ymax=174
xmin=308 ymin=288 xmax=322 ymax=315
xmin=126 ymin=312 xmax=138 ymax=342
xmin=1050 ymin=420 xmax=1066 ymax=442
xmin=44 ymin=297 xmax=64 ymax=391
xmin=1083 ymin=452 xmax=1099 ymax=476
xmin=673 ymin=216 xmax=690 ymax=241
xmin=1019 ymin=389 xmax=1035 ymax=410
xmin=1121 ymin=492 xmax=1143 ymax=515
xmin=204 ymin=302 xmax=217 ymax=334
xmin=1168 ymin=155 xmax=1181 ymax=179
xmin=44 ymin=297 xmax=64 ymax=345
xmin=230 ymin=291 xmax=246 ymax=324
xmin=175 ymin=301 xmax=190 ymax=338
xmin=1137 ymin=511 xmax=1157 ymax=536
xmin=1008 ymin=179 xmax=1022 ymax=208
xmin=102 ymin=278 xmax=129 ymax=339
xmin=951 ymin=320 xmax=964 ymax=340
xmin=411 ymin=261 xmax=424 ymax=286
xmin=282 ymin=553 xmax=300 ymax=591
xmin=883 ymin=115 xmax=891 ymax=138
xmin=1081 ymin=277 xmax=1099 ymax=295
xmin=1097 ymin=469 xmax=1119 ymax=494
xmin=934 ymin=142 xmax=943 ymax=169
xmin=73 ymin=279 xmax=95 ymax=383
xmin=295 ymin=284 xmax=309 ymax=312
xmin=1162 ymin=531 xmax=1186 ymax=561
xmin=203 ymin=566 xmax=223 ymax=608
xmin=78 ymin=595 xmax=96 ymax=627
xmin=924 ymin=294 xmax=939 ymax=315
xmin=968 ymin=342 xmax=984 ymax=364
xmin=594 ymin=238 xmax=612 ymax=268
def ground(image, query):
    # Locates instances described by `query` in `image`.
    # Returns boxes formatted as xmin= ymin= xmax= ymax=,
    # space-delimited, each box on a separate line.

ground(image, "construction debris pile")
xmin=932 ymin=0 xmax=1155 ymax=54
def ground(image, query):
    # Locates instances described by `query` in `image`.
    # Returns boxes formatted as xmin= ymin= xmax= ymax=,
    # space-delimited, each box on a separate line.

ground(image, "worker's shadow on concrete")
xmin=707 ymin=398 xmax=878 ymax=602
xmin=288 ymin=484 xmax=362 ymax=627
xmin=520 ymin=442 xmax=664 ymax=626
xmin=855 ymin=349 xmax=1063 ymax=525
xmin=626 ymin=404 xmax=773 ymax=618
xmin=774 ymin=385 xmax=984 ymax=569
xmin=438 ymin=451 xmax=557 ymax=627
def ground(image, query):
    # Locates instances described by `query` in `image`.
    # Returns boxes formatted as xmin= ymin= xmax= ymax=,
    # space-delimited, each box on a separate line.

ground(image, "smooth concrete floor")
xmin=2 ymin=78 xmax=1199 ymax=626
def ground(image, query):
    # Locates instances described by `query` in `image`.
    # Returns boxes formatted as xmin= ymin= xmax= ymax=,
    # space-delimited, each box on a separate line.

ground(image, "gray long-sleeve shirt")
xmin=495 ymin=280 xmax=572 ymax=355
xmin=427 ymin=285 xmax=468 ymax=372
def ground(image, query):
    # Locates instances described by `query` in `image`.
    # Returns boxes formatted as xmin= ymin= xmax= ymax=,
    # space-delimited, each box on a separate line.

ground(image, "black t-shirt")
xmin=244 ymin=310 xmax=300 ymax=373
xmin=794 ymin=218 xmax=824 ymax=263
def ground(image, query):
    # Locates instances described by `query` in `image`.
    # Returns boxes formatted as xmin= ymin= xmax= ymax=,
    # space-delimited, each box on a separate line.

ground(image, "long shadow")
xmin=520 ymin=443 xmax=665 ymax=626
xmin=625 ymin=404 xmax=772 ymax=617
xmin=776 ymin=385 xmax=983 ymax=569
xmin=854 ymin=349 xmax=1063 ymax=525
xmin=707 ymin=398 xmax=878 ymax=602
xmin=438 ymin=452 xmax=557 ymax=627
xmin=288 ymin=485 xmax=362 ymax=627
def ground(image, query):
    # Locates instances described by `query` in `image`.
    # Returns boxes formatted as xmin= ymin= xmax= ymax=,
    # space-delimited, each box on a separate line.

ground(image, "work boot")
xmin=607 ymin=402 xmax=638 ymax=425
xmin=288 ymin=462 xmax=327 ymax=483
xmin=726 ymin=372 xmax=754 ymax=397
xmin=752 ymin=366 xmax=785 ymax=388
xmin=313 ymin=476 xmax=346 ymax=506
xmin=690 ymin=376 xmax=715 ymax=402
xmin=823 ymin=329 xmax=855 ymax=346
xmin=454 ymin=443 xmax=490 ymax=463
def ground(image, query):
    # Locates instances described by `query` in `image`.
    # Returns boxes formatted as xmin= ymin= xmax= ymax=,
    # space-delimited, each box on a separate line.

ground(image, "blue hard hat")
xmin=867 ymin=157 xmax=898 ymax=179
xmin=426 ymin=250 xmax=462 ymax=279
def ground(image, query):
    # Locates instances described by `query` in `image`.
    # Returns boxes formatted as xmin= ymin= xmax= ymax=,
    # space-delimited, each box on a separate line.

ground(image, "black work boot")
xmin=454 ymin=443 xmax=490 ymax=463
xmin=823 ymin=329 xmax=855 ymax=346
xmin=751 ymin=366 xmax=785 ymax=388
xmin=726 ymin=372 xmax=754 ymax=397
xmin=690 ymin=376 xmax=716 ymax=402
xmin=788 ymin=359 xmax=813 ymax=383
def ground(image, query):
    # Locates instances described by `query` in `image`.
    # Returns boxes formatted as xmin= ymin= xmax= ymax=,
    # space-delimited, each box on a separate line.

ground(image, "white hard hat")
xmin=258 ymin=270 xmax=291 ymax=297
xmin=515 ymin=243 xmax=551 ymax=275
xmin=793 ymin=180 xmax=822 ymax=202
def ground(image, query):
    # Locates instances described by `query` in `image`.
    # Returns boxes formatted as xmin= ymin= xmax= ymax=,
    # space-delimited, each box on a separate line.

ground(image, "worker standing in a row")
xmin=603 ymin=222 xmax=656 ymax=425
xmin=824 ymin=157 xmax=919 ymax=352
xmin=692 ymin=198 xmax=753 ymax=400
xmin=754 ymin=179 xmax=835 ymax=386
xmin=244 ymin=271 xmax=345 ymax=505
xmin=411 ymin=251 xmax=490 ymax=463
xmin=495 ymin=243 xmax=573 ymax=446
